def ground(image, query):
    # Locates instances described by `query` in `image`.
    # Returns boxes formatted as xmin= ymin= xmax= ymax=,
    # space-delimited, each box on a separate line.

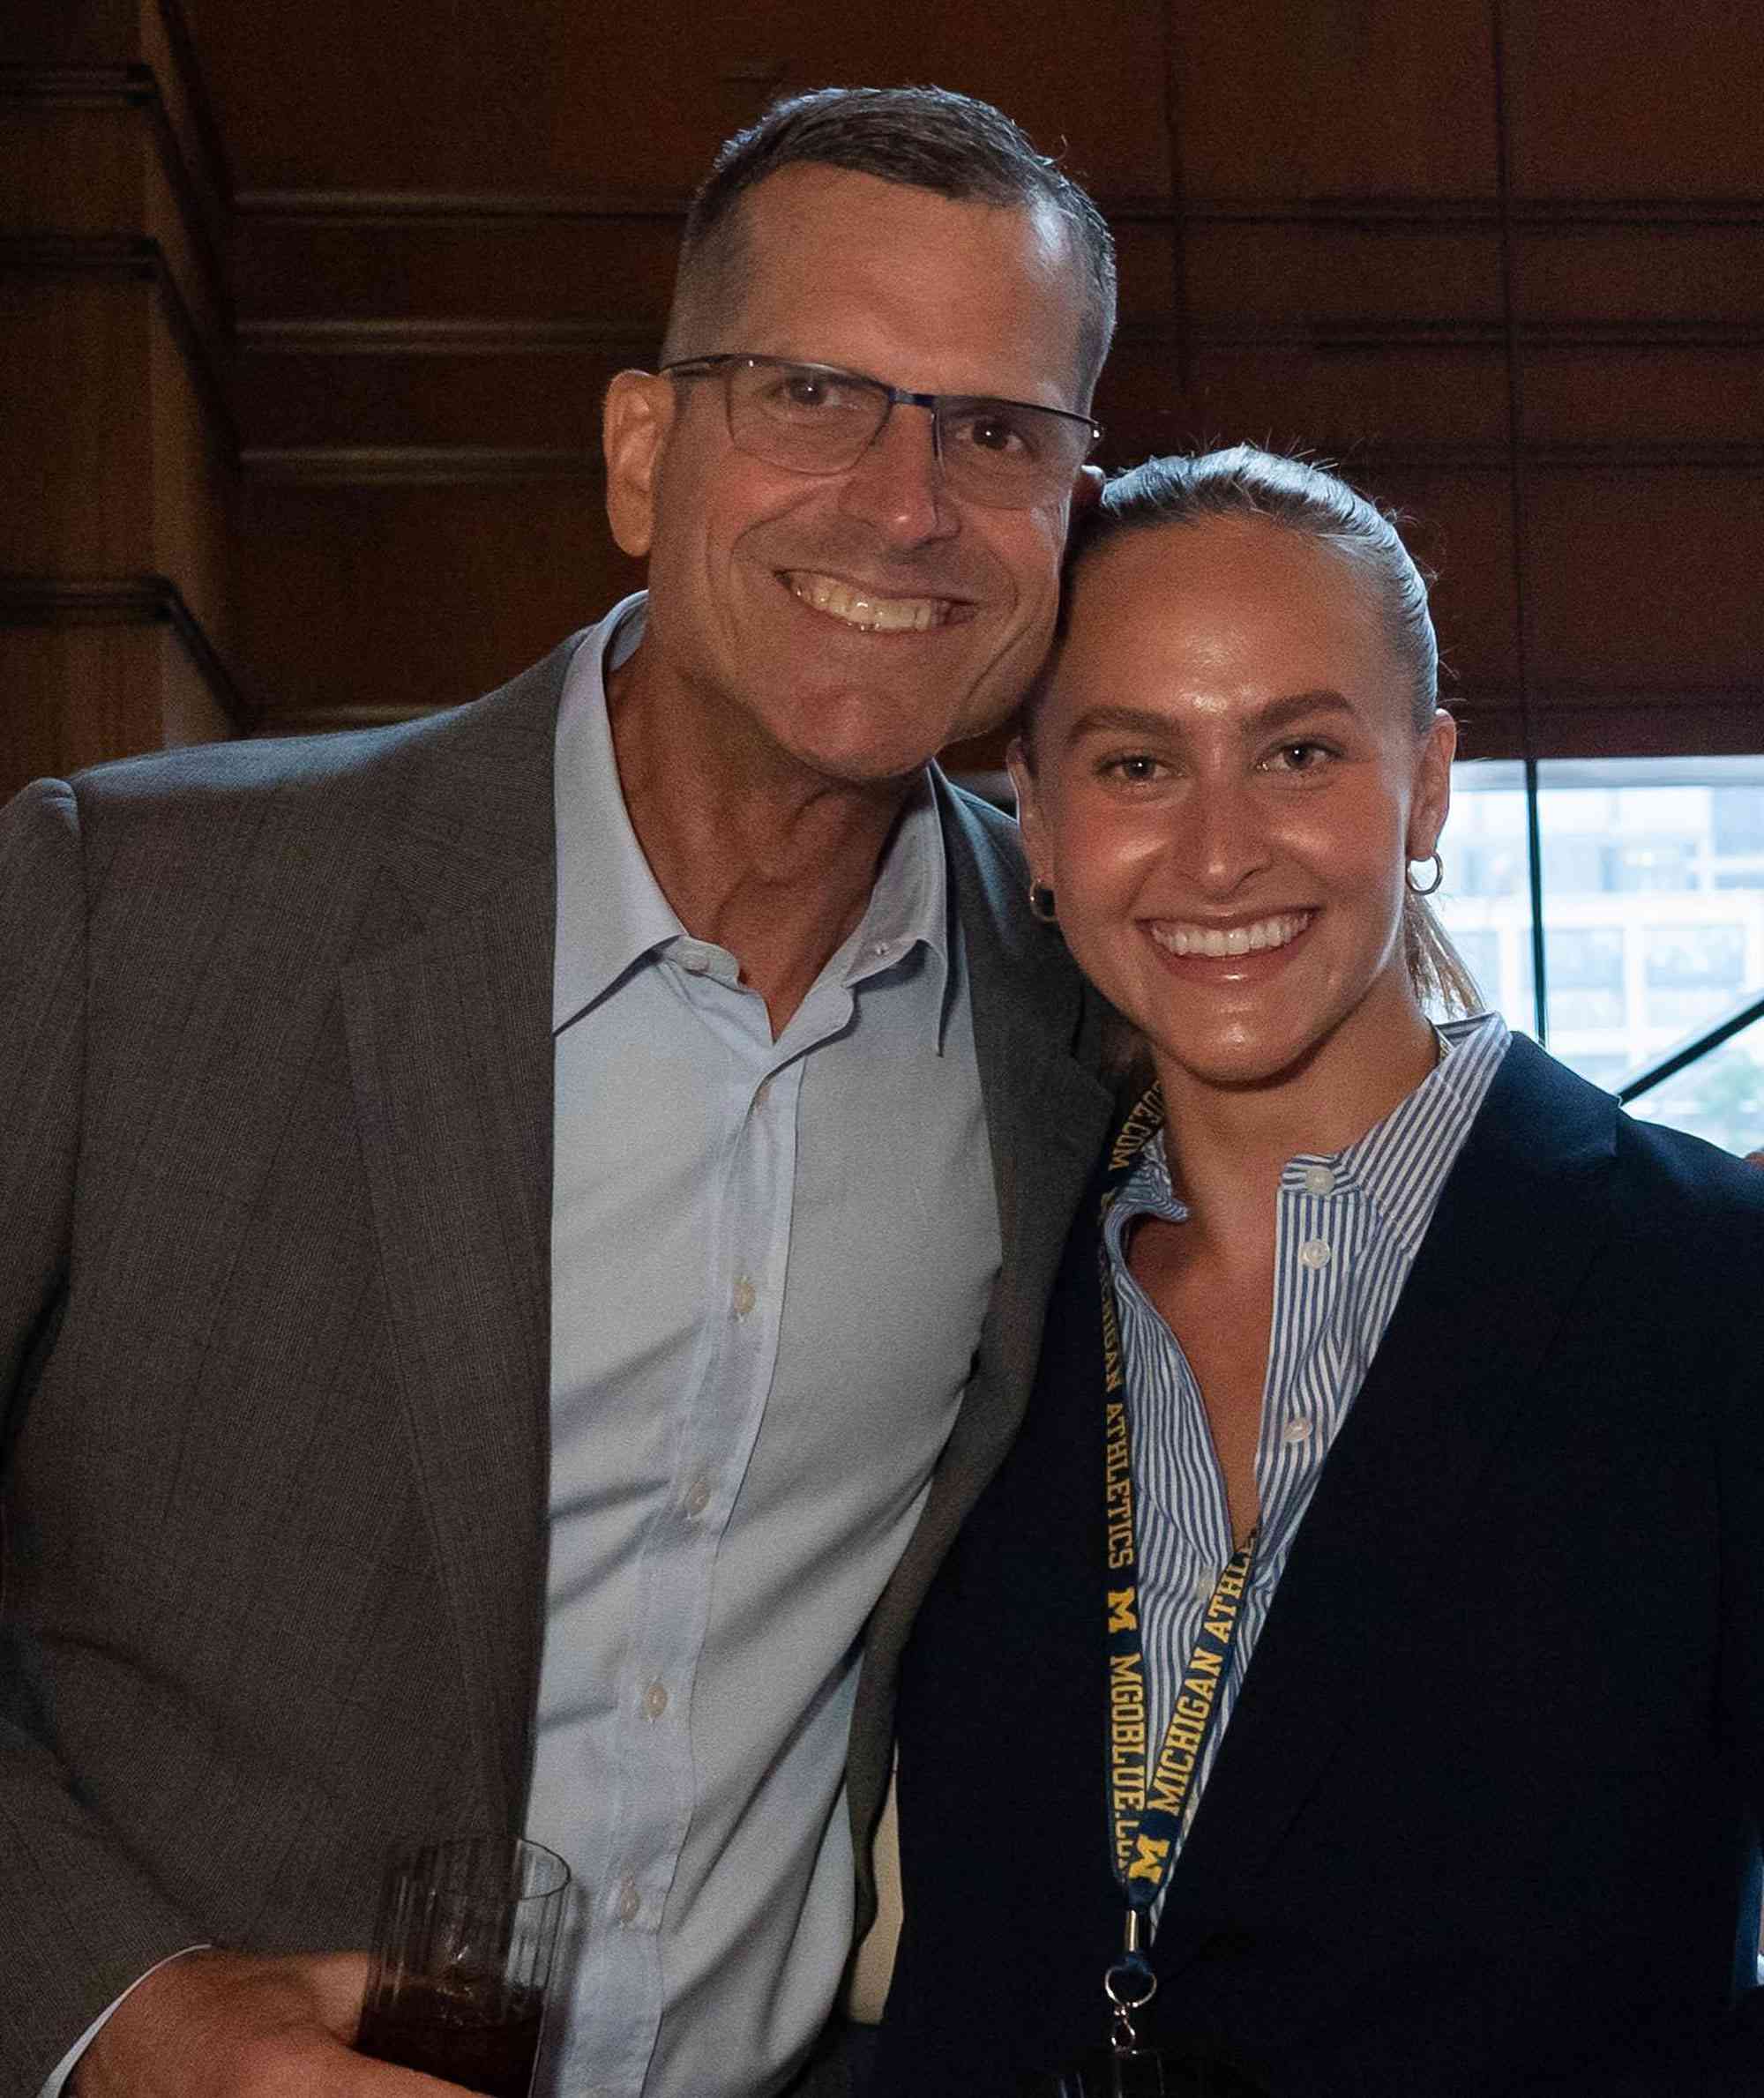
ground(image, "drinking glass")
xmin=355 ymin=1833 xmax=571 ymax=2098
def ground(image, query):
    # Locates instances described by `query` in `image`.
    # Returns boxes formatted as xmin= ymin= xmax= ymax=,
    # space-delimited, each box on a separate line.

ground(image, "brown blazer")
xmin=0 ymin=631 xmax=1117 ymax=2095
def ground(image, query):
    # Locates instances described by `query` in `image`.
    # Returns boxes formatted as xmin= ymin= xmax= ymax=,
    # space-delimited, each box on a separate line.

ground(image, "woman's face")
xmin=1012 ymin=515 xmax=1455 ymax=1108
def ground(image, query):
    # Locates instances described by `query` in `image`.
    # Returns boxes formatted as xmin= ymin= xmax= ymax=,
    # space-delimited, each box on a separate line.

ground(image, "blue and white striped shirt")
xmin=1102 ymin=1011 xmax=1511 ymax=1886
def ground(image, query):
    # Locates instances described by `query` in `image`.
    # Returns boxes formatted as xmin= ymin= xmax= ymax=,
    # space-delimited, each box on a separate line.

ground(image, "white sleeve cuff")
xmin=38 ymin=1945 xmax=212 ymax=2098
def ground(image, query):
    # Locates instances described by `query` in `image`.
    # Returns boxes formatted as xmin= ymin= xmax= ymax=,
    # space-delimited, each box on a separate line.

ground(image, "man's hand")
xmin=75 ymin=1948 xmax=470 ymax=2097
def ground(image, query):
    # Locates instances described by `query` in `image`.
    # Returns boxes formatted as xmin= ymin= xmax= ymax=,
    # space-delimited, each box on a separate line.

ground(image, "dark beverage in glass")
xmin=356 ymin=1977 xmax=546 ymax=2098
xmin=355 ymin=1834 xmax=570 ymax=2098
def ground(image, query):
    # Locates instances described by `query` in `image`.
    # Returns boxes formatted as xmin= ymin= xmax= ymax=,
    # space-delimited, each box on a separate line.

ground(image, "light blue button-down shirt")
xmin=1104 ymin=1012 xmax=1512 ymax=1902
xmin=529 ymin=598 xmax=1002 ymax=2098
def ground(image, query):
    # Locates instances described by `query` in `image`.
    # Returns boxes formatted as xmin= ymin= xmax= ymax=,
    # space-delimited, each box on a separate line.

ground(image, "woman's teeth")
xmin=1150 ymin=912 xmax=1312 ymax=958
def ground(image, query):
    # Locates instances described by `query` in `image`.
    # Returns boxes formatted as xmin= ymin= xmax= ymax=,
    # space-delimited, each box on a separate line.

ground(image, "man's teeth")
xmin=1150 ymin=913 xmax=1312 ymax=959
xmin=787 ymin=572 xmax=949 ymax=632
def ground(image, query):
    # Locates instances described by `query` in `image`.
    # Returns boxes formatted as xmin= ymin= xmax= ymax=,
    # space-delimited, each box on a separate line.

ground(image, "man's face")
xmin=604 ymin=165 xmax=1094 ymax=790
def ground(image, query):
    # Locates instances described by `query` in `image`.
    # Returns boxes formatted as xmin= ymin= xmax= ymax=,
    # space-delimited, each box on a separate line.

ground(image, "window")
xmin=1644 ymin=926 xmax=1745 ymax=1030
xmin=1435 ymin=757 xmax=1764 ymax=1153
xmin=1625 ymin=1012 xmax=1764 ymax=1158
xmin=1546 ymin=928 xmax=1626 ymax=1032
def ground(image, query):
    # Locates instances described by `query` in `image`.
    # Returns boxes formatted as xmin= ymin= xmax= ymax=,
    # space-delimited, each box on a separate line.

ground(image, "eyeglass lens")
xmin=711 ymin=359 xmax=1094 ymax=509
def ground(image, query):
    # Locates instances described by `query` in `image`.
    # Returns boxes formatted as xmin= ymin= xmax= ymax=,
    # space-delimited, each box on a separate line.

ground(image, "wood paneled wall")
xmin=2 ymin=0 xmax=251 ymax=792
xmin=6 ymin=2 xmax=1762 ymax=794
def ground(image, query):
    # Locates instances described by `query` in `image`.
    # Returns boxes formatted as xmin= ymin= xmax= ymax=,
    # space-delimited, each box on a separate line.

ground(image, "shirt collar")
xmin=833 ymin=773 xmax=953 ymax=1051
xmin=553 ymin=591 xmax=952 ymax=1048
xmin=1110 ymin=1009 xmax=1511 ymax=1255
xmin=1327 ymin=1009 xmax=1509 ymax=1252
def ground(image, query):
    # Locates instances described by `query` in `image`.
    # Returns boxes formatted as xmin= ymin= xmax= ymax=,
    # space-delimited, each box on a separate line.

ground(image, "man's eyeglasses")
xmin=660 ymin=354 xmax=1102 ymax=511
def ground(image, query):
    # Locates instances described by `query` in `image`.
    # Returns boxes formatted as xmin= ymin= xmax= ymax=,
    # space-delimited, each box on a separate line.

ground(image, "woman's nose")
xmin=1179 ymin=780 xmax=1271 ymax=895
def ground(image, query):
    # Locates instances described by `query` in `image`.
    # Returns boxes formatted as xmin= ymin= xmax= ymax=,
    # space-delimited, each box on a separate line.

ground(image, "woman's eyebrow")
xmin=1061 ymin=703 xmax=1180 ymax=743
xmin=1248 ymin=690 xmax=1357 ymax=734
xmin=1061 ymin=689 xmax=1357 ymax=748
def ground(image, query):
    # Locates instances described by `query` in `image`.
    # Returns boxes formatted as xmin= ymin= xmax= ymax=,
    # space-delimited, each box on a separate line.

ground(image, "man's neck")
xmin=608 ymin=658 xmax=916 ymax=1037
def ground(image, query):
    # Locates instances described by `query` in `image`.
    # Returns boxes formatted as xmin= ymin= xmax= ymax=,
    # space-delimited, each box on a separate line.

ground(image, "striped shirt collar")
xmin=1115 ymin=1010 xmax=1512 ymax=1258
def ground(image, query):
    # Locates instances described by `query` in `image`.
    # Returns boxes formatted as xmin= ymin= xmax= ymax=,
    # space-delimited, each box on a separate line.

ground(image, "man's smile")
xmin=783 ymin=569 xmax=963 ymax=632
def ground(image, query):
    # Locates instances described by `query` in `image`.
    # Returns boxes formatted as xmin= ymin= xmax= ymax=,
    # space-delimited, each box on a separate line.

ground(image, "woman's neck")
xmin=1152 ymin=1000 xmax=1441 ymax=1255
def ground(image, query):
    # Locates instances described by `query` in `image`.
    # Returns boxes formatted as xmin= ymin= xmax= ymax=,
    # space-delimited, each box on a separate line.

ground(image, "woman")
xmin=872 ymin=449 xmax=1764 ymax=2098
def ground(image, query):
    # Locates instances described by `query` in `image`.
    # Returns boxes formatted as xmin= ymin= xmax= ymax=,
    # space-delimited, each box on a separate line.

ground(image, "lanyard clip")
xmin=1103 ymin=1916 xmax=1157 ymax=2057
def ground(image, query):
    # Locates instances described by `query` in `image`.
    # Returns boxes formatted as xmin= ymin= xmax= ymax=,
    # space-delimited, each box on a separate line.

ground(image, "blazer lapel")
xmin=341 ymin=646 xmax=573 ymax=1825
xmin=1157 ymin=1037 xmax=1622 ymax=1960
xmin=937 ymin=777 xmax=1118 ymax=1484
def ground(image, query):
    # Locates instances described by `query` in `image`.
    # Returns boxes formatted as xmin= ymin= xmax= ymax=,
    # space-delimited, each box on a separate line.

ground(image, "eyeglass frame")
xmin=658 ymin=353 xmax=1103 ymax=509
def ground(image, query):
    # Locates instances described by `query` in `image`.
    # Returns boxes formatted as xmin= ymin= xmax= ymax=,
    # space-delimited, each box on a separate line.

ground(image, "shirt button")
xmin=1192 ymin=1572 xmax=1216 ymax=1604
xmin=676 ymin=945 xmax=711 ymax=975
xmin=642 ymin=1681 xmax=669 ymax=1721
xmin=1302 ymin=1164 xmax=1336 ymax=1198
xmin=1298 ymin=1238 xmax=1333 ymax=1271
xmin=731 ymin=1273 xmax=757 ymax=1318
xmin=1282 ymin=1419 xmax=1314 ymax=1445
xmin=616 ymin=1877 xmax=640 ymax=1924
xmin=754 ymin=1078 xmax=772 ymax=1109
xmin=684 ymin=1476 xmax=712 ymax=1518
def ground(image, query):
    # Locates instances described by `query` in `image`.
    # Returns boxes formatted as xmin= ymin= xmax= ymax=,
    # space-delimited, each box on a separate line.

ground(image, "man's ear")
xmin=1070 ymin=462 xmax=1106 ymax=520
xmin=602 ymin=370 xmax=675 ymax=558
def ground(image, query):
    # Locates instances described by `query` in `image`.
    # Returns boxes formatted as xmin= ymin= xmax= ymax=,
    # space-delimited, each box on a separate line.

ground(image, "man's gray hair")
xmin=663 ymin=84 xmax=1117 ymax=403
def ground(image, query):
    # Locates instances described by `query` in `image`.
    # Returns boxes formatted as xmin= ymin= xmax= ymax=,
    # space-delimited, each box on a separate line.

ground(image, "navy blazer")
xmin=878 ymin=1037 xmax=1764 ymax=2097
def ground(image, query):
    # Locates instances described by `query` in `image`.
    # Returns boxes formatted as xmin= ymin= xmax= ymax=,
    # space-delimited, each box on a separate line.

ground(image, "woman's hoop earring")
xmin=1028 ymin=882 xmax=1058 ymax=924
xmin=1406 ymin=852 xmax=1445 ymax=897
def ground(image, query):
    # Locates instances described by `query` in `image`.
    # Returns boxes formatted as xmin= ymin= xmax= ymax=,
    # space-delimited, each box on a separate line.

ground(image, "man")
xmin=0 ymin=87 xmax=1120 ymax=2098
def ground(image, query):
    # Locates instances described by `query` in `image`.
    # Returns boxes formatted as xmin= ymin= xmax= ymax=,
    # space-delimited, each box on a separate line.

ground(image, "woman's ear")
xmin=1006 ymin=735 xmax=1050 ymax=883
xmin=1407 ymin=707 xmax=1457 ymax=862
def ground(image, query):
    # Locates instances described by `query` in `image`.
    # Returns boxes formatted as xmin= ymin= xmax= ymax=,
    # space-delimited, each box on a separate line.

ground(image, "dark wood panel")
xmin=1514 ymin=224 xmax=1764 ymax=331
xmin=1353 ymin=462 xmax=1521 ymax=702
xmin=231 ymin=205 xmax=678 ymax=330
xmin=1 ymin=102 xmax=146 ymax=234
xmin=1166 ymin=344 xmax=1509 ymax=454
xmin=148 ymin=285 xmax=235 ymax=648
xmin=6 ymin=0 xmax=143 ymax=64
xmin=233 ymin=477 xmax=641 ymax=721
xmin=1088 ymin=340 xmax=1510 ymax=470
xmin=1522 ymin=347 xmax=1764 ymax=447
xmin=1172 ymin=0 xmax=1499 ymax=199
xmin=1448 ymin=698 xmax=1764 ymax=763
xmin=1 ymin=83 xmax=228 ymax=345
xmin=1526 ymin=468 xmax=1764 ymax=690
xmin=198 ymin=0 xmax=1167 ymax=200
xmin=1507 ymin=0 xmax=1764 ymax=198
xmin=0 ymin=608 xmax=241 ymax=803
xmin=1 ymin=268 xmax=234 ymax=637
xmin=1182 ymin=222 xmax=1504 ymax=327
xmin=0 ymin=277 xmax=155 ymax=571
xmin=234 ymin=345 xmax=623 ymax=449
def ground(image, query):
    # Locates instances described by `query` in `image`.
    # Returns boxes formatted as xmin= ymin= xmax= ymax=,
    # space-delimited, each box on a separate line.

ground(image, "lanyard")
xmin=1096 ymin=1082 xmax=1259 ymax=2056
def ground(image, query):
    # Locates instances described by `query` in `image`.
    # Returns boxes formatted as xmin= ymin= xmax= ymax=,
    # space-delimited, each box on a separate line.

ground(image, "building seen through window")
xmin=1436 ymin=758 xmax=1764 ymax=1156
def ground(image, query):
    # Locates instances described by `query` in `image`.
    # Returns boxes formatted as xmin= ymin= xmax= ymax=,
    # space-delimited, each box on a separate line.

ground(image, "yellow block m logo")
xmin=1126 ymin=1834 xmax=1170 ymax=1883
xmin=1108 ymin=1589 xmax=1138 ymax=1634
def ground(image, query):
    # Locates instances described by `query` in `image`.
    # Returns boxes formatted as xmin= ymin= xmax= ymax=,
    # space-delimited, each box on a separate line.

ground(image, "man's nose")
xmin=836 ymin=402 xmax=959 ymax=544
